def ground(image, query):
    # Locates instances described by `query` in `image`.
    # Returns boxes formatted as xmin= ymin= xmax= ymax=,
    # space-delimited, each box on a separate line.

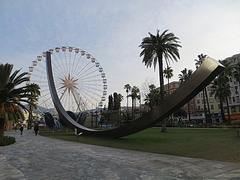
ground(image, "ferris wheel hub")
xmin=60 ymin=74 xmax=78 ymax=91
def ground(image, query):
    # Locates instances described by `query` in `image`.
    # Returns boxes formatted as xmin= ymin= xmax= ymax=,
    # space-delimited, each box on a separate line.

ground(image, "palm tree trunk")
xmin=158 ymin=56 xmax=164 ymax=100
xmin=202 ymin=90 xmax=207 ymax=124
xmin=226 ymin=97 xmax=231 ymax=121
xmin=28 ymin=104 xmax=33 ymax=129
xmin=126 ymin=92 xmax=129 ymax=121
xmin=168 ymin=78 xmax=170 ymax=95
xmin=126 ymin=92 xmax=129 ymax=111
xmin=204 ymin=88 xmax=212 ymax=124
xmin=158 ymin=55 xmax=166 ymax=132
xmin=167 ymin=77 xmax=173 ymax=124
xmin=139 ymin=97 xmax=141 ymax=115
xmin=0 ymin=117 xmax=5 ymax=137
xmin=219 ymin=96 xmax=225 ymax=122
xmin=187 ymin=102 xmax=191 ymax=122
xmin=132 ymin=97 xmax=134 ymax=120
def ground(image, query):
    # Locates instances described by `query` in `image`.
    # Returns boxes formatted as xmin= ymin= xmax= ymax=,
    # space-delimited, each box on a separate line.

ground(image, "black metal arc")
xmin=46 ymin=51 xmax=224 ymax=138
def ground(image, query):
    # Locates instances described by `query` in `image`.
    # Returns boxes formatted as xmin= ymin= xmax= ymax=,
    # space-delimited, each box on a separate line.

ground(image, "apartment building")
xmin=164 ymin=53 xmax=240 ymax=123
xmin=223 ymin=53 xmax=240 ymax=120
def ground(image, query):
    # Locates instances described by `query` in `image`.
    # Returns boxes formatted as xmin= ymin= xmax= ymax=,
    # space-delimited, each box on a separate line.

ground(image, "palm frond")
xmin=9 ymin=69 xmax=21 ymax=83
xmin=0 ymin=64 xmax=41 ymax=122
xmin=0 ymin=64 xmax=13 ymax=89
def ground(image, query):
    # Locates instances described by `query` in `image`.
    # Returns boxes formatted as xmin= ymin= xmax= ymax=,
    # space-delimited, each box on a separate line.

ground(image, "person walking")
xmin=34 ymin=123 xmax=39 ymax=136
xmin=19 ymin=125 xmax=24 ymax=135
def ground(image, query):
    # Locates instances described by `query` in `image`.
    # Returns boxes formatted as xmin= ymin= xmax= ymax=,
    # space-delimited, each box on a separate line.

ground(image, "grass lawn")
xmin=40 ymin=128 xmax=240 ymax=163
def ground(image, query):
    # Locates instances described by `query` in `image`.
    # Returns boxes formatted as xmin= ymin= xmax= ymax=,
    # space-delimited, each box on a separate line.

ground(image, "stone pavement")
xmin=0 ymin=130 xmax=240 ymax=180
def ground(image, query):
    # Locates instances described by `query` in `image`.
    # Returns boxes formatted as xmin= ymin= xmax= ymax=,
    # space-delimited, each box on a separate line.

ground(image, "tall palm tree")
xmin=140 ymin=30 xmax=181 ymax=132
xmin=124 ymin=84 xmax=131 ymax=111
xmin=140 ymin=29 xmax=181 ymax=100
xmin=211 ymin=61 xmax=232 ymax=122
xmin=195 ymin=54 xmax=212 ymax=123
xmin=163 ymin=66 xmax=173 ymax=95
xmin=179 ymin=68 xmax=193 ymax=122
xmin=0 ymin=64 xmax=40 ymax=136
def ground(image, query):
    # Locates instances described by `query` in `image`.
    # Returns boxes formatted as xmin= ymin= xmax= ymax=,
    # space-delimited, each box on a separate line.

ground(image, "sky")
xmin=1 ymin=0 xmax=240 ymax=106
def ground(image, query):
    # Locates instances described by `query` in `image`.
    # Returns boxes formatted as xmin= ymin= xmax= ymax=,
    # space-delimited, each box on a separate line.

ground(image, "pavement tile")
xmin=0 ymin=130 xmax=240 ymax=180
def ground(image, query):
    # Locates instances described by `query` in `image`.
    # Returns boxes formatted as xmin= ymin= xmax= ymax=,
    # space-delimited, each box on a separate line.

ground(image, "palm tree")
xmin=179 ymin=68 xmax=193 ymax=122
xmin=149 ymin=84 xmax=156 ymax=91
xmin=124 ymin=84 xmax=131 ymax=111
xmin=26 ymin=83 xmax=40 ymax=129
xmin=137 ymin=94 xmax=141 ymax=115
xmin=212 ymin=76 xmax=231 ymax=122
xmin=140 ymin=29 xmax=181 ymax=100
xmin=179 ymin=68 xmax=193 ymax=83
xmin=144 ymin=84 xmax=160 ymax=109
xmin=163 ymin=66 xmax=173 ymax=95
xmin=194 ymin=54 xmax=207 ymax=69
xmin=129 ymin=86 xmax=140 ymax=120
xmin=0 ymin=64 xmax=40 ymax=136
xmin=195 ymin=54 xmax=212 ymax=123
xmin=140 ymin=30 xmax=181 ymax=132
xmin=113 ymin=92 xmax=123 ymax=110
xmin=211 ymin=61 xmax=232 ymax=122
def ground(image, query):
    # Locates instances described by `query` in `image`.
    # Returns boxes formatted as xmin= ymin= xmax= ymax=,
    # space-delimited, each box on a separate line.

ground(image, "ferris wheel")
xmin=28 ymin=46 xmax=107 ymax=114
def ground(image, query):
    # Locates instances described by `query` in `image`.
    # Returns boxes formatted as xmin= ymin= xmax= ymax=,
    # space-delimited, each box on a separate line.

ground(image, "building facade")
xmin=165 ymin=53 xmax=240 ymax=122
xmin=223 ymin=53 xmax=240 ymax=120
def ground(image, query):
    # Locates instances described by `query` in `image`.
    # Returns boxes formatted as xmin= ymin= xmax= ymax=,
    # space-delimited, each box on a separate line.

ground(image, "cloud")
xmin=1 ymin=0 xmax=240 ymax=107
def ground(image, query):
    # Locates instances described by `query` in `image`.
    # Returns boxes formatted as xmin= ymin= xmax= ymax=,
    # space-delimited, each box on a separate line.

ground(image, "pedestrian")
xmin=34 ymin=123 xmax=39 ymax=136
xmin=19 ymin=125 xmax=24 ymax=135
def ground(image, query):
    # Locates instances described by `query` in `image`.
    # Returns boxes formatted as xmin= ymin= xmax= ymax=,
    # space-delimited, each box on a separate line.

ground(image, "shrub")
xmin=0 ymin=136 xmax=16 ymax=146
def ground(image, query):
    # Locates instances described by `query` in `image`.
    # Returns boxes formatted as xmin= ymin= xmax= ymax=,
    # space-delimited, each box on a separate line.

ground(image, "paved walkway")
xmin=0 ymin=131 xmax=240 ymax=180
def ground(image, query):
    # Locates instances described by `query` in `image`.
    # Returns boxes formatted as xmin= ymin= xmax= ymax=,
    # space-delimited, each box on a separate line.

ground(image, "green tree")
xmin=124 ymin=84 xmax=131 ymax=111
xmin=0 ymin=64 xmax=40 ymax=136
xmin=113 ymin=92 xmax=123 ymax=110
xmin=179 ymin=68 xmax=193 ymax=84
xmin=195 ymin=54 xmax=212 ymax=123
xmin=26 ymin=83 xmax=40 ymax=129
xmin=128 ymin=86 xmax=140 ymax=120
xmin=108 ymin=95 xmax=113 ymax=110
xmin=118 ymin=94 xmax=123 ymax=109
xmin=144 ymin=84 xmax=160 ymax=109
xmin=211 ymin=61 xmax=232 ymax=122
xmin=140 ymin=29 xmax=181 ymax=100
xmin=194 ymin=54 xmax=207 ymax=69
xmin=137 ymin=94 xmax=141 ymax=114
xmin=140 ymin=29 xmax=181 ymax=132
xmin=179 ymin=68 xmax=193 ymax=122
xmin=163 ymin=66 xmax=173 ymax=94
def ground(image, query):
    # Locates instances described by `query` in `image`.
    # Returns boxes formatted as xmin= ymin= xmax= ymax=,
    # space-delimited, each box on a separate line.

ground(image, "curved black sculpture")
xmin=66 ymin=111 xmax=77 ymax=121
xmin=59 ymin=111 xmax=77 ymax=127
xmin=76 ymin=112 xmax=87 ymax=125
xmin=44 ymin=112 xmax=55 ymax=129
xmin=46 ymin=52 xmax=224 ymax=138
